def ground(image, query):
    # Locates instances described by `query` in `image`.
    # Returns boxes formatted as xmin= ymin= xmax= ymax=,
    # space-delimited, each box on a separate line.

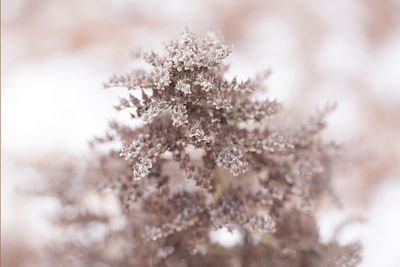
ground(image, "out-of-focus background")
xmin=2 ymin=0 xmax=400 ymax=266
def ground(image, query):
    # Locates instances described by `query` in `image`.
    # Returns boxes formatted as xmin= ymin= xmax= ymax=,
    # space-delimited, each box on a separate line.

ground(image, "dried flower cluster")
xmin=35 ymin=30 xmax=361 ymax=267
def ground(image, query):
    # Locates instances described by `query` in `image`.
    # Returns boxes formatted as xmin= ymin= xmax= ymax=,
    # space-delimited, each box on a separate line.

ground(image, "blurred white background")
xmin=2 ymin=0 xmax=400 ymax=266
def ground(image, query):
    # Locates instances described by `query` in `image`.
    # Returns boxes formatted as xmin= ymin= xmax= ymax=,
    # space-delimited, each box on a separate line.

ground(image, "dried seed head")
xmin=176 ymin=80 xmax=191 ymax=95
xmin=171 ymin=103 xmax=188 ymax=127
xmin=216 ymin=143 xmax=248 ymax=176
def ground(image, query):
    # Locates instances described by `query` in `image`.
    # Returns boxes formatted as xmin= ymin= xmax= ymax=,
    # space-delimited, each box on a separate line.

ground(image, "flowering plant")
xmin=39 ymin=30 xmax=361 ymax=267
